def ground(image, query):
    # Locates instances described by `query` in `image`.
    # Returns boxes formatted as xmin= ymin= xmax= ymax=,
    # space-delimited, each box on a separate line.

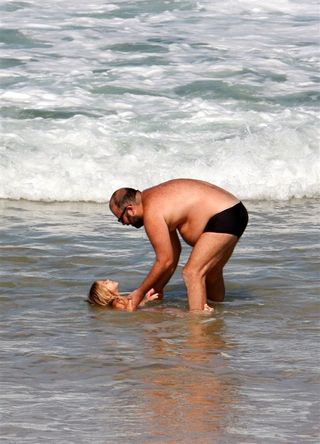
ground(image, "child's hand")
xmin=145 ymin=288 xmax=160 ymax=301
xmin=138 ymin=289 xmax=160 ymax=307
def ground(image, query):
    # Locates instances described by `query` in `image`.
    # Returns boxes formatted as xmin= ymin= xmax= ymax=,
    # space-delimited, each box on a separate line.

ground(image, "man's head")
xmin=109 ymin=187 xmax=143 ymax=228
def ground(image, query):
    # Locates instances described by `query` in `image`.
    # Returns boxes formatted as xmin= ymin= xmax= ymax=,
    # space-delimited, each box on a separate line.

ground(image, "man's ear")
xmin=126 ymin=204 xmax=134 ymax=216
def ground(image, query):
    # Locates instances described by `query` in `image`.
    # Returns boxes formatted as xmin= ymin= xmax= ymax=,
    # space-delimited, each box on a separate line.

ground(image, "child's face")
xmin=95 ymin=280 xmax=130 ymax=309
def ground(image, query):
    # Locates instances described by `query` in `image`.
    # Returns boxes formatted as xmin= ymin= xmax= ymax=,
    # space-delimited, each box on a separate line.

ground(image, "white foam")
xmin=0 ymin=0 xmax=319 ymax=202
xmin=0 ymin=107 xmax=319 ymax=202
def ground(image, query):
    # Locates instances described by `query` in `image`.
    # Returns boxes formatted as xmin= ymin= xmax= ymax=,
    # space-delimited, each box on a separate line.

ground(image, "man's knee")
xmin=182 ymin=264 xmax=203 ymax=285
xmin=182 ymin=259 xmax=221 ymax=286
xmin=182 ymin=264 xmax=193 ymax=284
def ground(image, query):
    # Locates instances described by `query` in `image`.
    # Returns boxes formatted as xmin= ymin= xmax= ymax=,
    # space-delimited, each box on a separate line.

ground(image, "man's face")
xmin=114 ymin=205 xmax=143 ymax=229
xmin=129 ymin=214 xmax=144 ymax=229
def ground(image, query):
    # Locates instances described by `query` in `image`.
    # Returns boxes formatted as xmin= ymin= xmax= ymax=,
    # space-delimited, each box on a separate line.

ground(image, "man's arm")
xmin=128 ymin=215 xmax=181 ymax=310
xmin=149 ymin=229 xmax=181 ymax=295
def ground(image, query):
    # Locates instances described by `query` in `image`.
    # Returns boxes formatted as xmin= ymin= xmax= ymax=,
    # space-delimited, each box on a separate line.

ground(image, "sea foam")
xmin=0 ymin=0 xmax=319 ymax=202
xmin=1 ymin=109 xmax=318 ymax=202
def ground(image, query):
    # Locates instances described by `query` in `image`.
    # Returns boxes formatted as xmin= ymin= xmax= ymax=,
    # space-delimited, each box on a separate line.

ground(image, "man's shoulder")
xmin=144 ymin=178 xmax=197 ymax=195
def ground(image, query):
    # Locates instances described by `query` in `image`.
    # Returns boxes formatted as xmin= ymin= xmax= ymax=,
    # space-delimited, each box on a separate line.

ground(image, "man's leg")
xmin=206 ymin=241 xmax=238 ymax=302
xmin=206 ymin=270 xmax=225 ymax=303
xmin=182 ymin=233 xmax=237 ymax=310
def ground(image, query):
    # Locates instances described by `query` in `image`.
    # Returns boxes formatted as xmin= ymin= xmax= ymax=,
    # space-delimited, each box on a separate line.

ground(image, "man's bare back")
xmin=109 ymin=179 xmax=248 ymax=311
xmin=142 ymin=179 xmax=239 ymax=246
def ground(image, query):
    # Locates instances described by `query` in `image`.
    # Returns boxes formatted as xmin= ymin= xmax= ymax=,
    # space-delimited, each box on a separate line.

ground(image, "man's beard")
xmin=131 ymin=216 xmax=144 ymax=229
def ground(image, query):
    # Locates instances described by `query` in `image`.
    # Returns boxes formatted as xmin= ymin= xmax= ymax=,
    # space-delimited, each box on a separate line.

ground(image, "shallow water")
xmin=0 ymin=198 xmax=319 ymax=443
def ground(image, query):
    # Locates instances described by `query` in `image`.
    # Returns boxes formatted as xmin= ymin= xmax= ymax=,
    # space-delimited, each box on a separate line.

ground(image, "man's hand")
xmin=126 ymin=297 xmax=134 ymax=312
xmin=126 ymin=289 xmax=144 ymax=311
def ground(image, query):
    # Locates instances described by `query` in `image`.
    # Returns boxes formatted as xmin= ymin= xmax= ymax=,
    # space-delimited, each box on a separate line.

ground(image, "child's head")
xmin=88 ymin=279 xmax=120 ymax=306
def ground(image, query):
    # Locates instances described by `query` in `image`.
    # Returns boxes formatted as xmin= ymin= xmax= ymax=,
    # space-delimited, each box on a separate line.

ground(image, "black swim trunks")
xmin=203 ymin=201 xmax=248 ymax=238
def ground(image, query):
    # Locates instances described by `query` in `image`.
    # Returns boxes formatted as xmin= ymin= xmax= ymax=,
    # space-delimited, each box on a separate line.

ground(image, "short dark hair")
xmin=110 ymin=188 xmax=138 ymax=210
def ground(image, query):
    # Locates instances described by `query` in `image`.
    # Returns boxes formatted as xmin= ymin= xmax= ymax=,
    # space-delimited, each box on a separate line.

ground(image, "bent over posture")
xmin=109 ymin=179 xmax=248 ymax=311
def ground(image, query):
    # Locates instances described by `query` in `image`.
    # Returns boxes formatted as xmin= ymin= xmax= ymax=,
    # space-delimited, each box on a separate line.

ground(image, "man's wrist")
xmin=131 ymin=289 xmax=144 ymax=306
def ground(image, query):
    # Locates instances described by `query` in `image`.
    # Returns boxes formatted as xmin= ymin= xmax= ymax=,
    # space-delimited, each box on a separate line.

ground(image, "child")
xmin=88 ymin=279 xmax=159 ymax=310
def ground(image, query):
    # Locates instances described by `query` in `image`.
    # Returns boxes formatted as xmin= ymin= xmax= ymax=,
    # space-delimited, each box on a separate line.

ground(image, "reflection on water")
xmin=113 ymin=316 xmax=234 ymax=443
xmin=0 ymin=199 xmax=319 ymax=443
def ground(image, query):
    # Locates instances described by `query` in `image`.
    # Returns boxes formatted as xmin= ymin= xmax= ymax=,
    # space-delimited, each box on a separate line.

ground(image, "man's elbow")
xmin=157 ymin=257 xmax=176 ymax=273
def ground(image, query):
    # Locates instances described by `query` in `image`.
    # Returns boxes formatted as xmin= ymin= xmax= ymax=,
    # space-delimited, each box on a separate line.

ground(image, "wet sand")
xmin=0 ymin=198 xmax=319 ymax=443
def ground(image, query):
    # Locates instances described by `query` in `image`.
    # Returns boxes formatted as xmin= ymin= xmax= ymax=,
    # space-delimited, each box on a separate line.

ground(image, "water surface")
xmin=0 ymin=199 xmax=319 ymax=443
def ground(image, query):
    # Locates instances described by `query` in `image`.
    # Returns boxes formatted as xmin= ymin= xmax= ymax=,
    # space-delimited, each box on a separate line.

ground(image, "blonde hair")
xmin=88 ymin=281 xmax=119 ymax=307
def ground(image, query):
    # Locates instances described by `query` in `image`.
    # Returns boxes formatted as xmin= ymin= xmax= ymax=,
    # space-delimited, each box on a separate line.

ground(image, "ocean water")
xmin=0 ymin=0 xmax=319 ymax=201
xmin=0 ymin=199 xmax=319 ymax=443
xmin=1 ymin=1 xmax=320 ymax=443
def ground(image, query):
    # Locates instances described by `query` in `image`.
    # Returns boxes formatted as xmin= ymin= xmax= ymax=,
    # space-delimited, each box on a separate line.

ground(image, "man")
xmin=109 ymin=179 xmax=248 ymax=311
